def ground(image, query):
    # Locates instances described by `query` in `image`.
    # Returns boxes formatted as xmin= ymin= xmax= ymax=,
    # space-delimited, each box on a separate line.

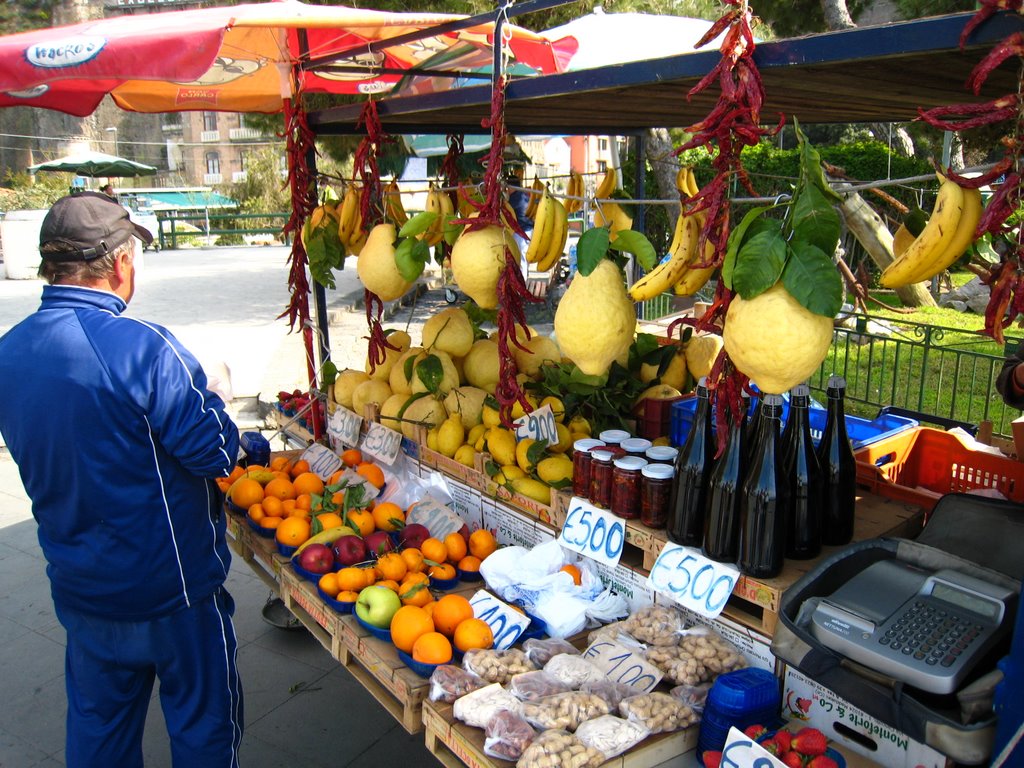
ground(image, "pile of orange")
xmin=390 ymin=593 xmax=494 ymax=665
xmin=418 ymin=529 xmax=498 ymax=578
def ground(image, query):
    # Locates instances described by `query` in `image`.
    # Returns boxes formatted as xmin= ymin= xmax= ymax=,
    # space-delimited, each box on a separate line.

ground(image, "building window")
xmin=203 ymin=112 xmax=218 ymax=132
xmin=206 ymin=152 xmax=221 ymax=175
xmin=598 ymin=138 xmax=608 ymax=152
xmin=596 ymin=160 xmax=608 ymax=174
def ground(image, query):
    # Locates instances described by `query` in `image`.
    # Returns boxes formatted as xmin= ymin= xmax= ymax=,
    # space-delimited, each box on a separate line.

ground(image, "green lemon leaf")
xmin=782 ymin=239 xmax=844 ymax=318
xmin=577 ymin=227 xmax=611 ymax=277
xmin=526 ymin=440 xmax=549 ymax=466
xmin=415 ymin=354 xmax=443 ymax=394
xmin=731 ymin=223 xmax=787 ymax=299
xmin=791 ymin=184 xmax=841 ymax=257
xmin=722 ymin=203 xmax=779 ymax=289
xmin=443 ymin=214 xmax=463 ymax=247
xmin=305 ymin=234 xmax=336 ymax=289
xmin=905 ymin=206 xmax=929 ymax=237
xmin=394 ymin=237 xmax=426 ymax=282
xmin=320 ymin=360 xmax=338 ymax=387
xmin=396 ymin=391 xmax=431 ymax=421
xmin=399 ymin=211 xmax=439 ymax=239
xmin=609 ymin=229 xmax=657 ymax=271
xmin=795 ymin=117 xmax=841 ymax=204
xmin=633 ymin=333 xmax=661 ymax=359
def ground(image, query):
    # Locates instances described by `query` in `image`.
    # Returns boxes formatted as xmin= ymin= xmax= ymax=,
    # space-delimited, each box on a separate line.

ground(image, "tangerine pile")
xmin=389 ymin=593 xmax=495 ymax=666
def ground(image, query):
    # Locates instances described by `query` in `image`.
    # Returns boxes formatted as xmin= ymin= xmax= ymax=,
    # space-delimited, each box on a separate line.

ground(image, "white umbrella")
xmin=28 ymin=150 xmax=157 ymax=178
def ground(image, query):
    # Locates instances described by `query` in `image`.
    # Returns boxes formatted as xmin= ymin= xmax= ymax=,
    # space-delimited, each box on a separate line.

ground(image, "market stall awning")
xmin=308 ymin=11 xmax=1024 ymax=135
xmin=133 ymin=191 xmax=238 ymax=211
xmin=0 ymin=0 xmax=576 ymax=116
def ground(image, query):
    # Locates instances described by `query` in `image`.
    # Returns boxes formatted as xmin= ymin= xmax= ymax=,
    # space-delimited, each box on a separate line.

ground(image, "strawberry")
xmin=744 ymin=724 xmax=769 ymax=740
xmin=807 ymin=756 xmax=839 ymax=768
xmin=781 ymin=750 xmax=805 ymax=768
xmin=702 ymin=749 xmax=723 ymax=768
xmin=791 ymin=727 xmax=828 ymax=757
xmin=760 ymin=737 xmax=781 ymax=755
xmin=774 ymin=730 xmax=793 ymax=753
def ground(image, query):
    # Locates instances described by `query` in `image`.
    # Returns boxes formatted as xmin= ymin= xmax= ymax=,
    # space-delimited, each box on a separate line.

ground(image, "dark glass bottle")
xmin=778 ymin=384 xmax=823 ymax=560
xmin=743 ymin=390 xmax=762 ymax=468
xmin=703 ymin=418 xmax=745 ymax=563
xmin=667 ymin=377 xmax=715 ymax=547
xmin=817 ymin=375 xmax=857 ymax=546
xmin=737 ymin=394 xmax=785 ymax=578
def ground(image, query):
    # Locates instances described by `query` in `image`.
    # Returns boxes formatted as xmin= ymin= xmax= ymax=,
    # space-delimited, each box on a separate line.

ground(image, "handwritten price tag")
xmin=513 ymin=404 xmax=559 ymax=444
xmin=722 ymin=727 xmax=786 ymax=768
xmin=582 ymin=640 xmax=662 ymax=693
xmin=406 ymin=497 xmax=466 ymax=540
xmin=558 ymin=496 xmax=625 ymax=568
xmin=300 ymin=443 xmax=343 ymax=481
xmin=469 ymin=590 xmax=531 ymax=650
xmin=328 ymin=407 xmax=362 ymax=449
xmin=646 ymin=541 xmax=739 ymax=619
xmin=360 ymin=421 xmax=403 ymax=466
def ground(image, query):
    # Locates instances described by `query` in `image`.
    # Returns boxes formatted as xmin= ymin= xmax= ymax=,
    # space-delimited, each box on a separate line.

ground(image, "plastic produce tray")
xmin=854 ymin=426 xmax=1024 ymax=510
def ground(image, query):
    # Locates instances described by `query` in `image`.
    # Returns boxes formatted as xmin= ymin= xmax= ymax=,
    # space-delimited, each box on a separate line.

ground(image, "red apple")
xmin=297 ymin=543 xmax=334 ymax=574
xmin=332 ymin=535 xmax=368 ymax=567
xmin=398 ymin=523 xmax=430 ymax=550
xmin=364 ymin=530 xmax=394 ymax=558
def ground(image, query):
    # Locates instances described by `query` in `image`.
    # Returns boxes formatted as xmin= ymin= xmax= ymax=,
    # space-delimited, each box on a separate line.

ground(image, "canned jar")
xmin=598 ymin=429 xmax=631 ymax=447
xmin=641 ymin=463 xmax=675 ymax=529
xmin=610 ymin=456 xmax=648 ymax=520
xmin=571 ymin=438 xmax=606 ymax=499
xmin=589 ymin=450 xmax=615 ymax=509
xmin=646 ymin=445 xmax=679 ymax=465
xmin=621 ymin=437 xmax=652 ymax=457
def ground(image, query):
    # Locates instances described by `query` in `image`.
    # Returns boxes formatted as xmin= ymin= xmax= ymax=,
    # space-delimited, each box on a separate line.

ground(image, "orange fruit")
xmin=399 ymin=580 xmax=434 ymax=607
xmin=375 ymin=579 xmax=401 ymax=593
xmin=346 ymin=509 xmax=375 ymax=537
xmin=247 ymin=503 xmax=266 ymax=523
xmin=328 ymin=469 xmax=345 ymax=486
xmin=216 ymin=478 xmax=231 ymax=494
xmin=260 ymin=516 xmax=283 ymax=530
xmin=293 ymin=472 xmax=325 ymax=497
xmin=242 ymin=464 xmax=266 ymax=475
xmin=422 ymin=601 xmax=436 ymax=621
xmin=412 ymin=631 xmax=453 ymax=665
xmin=295 ymin=494 xmax=313 ymax=512
xmin=227 ymin=465 xmax=246 ymax=483
xmin=263 ymin=477 xmax=297 ymax=501
xmin=391 ymin=605 xmax=435 ymax=653
xmin=429 ymin=563 xmax=456 ymax=581
xmin=356 ymin=462 xmax=386 ymax=489
xmin=271 ymin=470 xmax=290 ymax=483
xmin=331 ymin=489 xmax=345 ymax=505
xmin=560 ymin=564 xmax=582 ymax=586
xmin=318 ymin=572 xmax=340 ymax=597
xmin=401 ymin=548 xmax=426 ymax=574
xmin=432 ymin=594 xmax=474 ymax=637
xmin=458 ymin=555 xmax=482 ymax=573
xmin=270 ymin=456 xmax=293 ymax=472
xmin=341 ymin=448 xmax=363 ymax=467
xmin=315 ymin=512 xmax=345 ymax=531
xmin=276 ymin=516 xmax=311 ymax=547
xmin=336 ymin=590 xmax=360 ymax=603
xmin=421 ymin=537 xmax=448 ymax=565
xmin=289 ymin=459 xmax=311 ymax=479
xmin=281 ymin=498 xmax=297 ymax=515
xmin=338 ymin=567 xmax=369 ymax=593
xmin=372 ymin=502 xmax=405 ymax=532
xmin=469 ymin=529 xmax=498 ymax=560
xmin=362 ymin=568 xmax=378 ymax=588
xmin=261 ymin=495 xmax=284 ymax=518
xmin=230 ymin=478 xmax=264 ymax=509
xmin=443 ymin=532 xmax=468 ymax=563
xmin=453 ymin=618 xmax=494 ymax=653
xmin=376 ymin=552 xmax=408 ymax=582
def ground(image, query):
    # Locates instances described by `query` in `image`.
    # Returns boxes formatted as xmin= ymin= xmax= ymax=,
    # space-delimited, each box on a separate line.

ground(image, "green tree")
xmin=228 ymin=148 xmax=290 ymax=226
xmin=0 ymin=0 xmax=53 ymax=35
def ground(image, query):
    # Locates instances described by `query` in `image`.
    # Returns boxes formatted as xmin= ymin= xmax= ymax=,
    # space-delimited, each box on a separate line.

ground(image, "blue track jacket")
xmin=0 ymin=285 xmax=240 ymax=621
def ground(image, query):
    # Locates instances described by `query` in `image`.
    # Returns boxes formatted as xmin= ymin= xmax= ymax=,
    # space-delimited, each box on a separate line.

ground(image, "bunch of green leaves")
xmin=393 ymin=210 xmax=463 ymax=282
xmin=304 ymin=186 xmax=345 ymax=289
xmin=629 ymin=331 xmax=694 ymax=391
xmin=722 ymin=120 xmax=844 ymax=318
xmin=574 ymin=224 xmax=657 ymax=277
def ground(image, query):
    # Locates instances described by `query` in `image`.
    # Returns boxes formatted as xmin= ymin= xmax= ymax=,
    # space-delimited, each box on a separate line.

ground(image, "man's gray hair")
xmin=38 ymin=238 xmax=133 ymax=285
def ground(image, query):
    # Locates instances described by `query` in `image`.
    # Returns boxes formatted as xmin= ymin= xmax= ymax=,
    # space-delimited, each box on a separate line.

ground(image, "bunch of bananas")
xmin=337 ymin=184 xmax=369 ymax=256
xmin=880 ymin=175 xmax=983 ymax=288
xmin=524 ymin=178 xmax=546 ymax=220
xmin=525 ymin=187 xmax=569 ymax=272
xmin=628 ymin=167 xmax=716 ymax=301
xmin=383 ymin=178 xmax=407 ymax=227
xmin=300 ymin=199 xmax=340 ymax=253
xmin=563 ymin=171 xmax=584 ymax=215
xmin=592 ymin=167 xmax=633 ymax=241
xmin=419 ymin=184 xmax=454 ymax=247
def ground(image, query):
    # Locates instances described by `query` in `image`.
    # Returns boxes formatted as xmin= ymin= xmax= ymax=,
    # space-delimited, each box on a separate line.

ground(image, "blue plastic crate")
xmin=670 ymin=397 xmax=917 ymax=451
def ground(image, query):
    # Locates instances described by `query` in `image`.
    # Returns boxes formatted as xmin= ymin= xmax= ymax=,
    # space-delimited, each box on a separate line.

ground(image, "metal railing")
xmin=155 ymin=210 xmax=291 ymax=249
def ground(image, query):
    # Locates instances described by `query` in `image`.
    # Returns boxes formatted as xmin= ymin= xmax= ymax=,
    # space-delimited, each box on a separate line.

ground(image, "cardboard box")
xmin=782 ymin=666 xmax=952 ymax=768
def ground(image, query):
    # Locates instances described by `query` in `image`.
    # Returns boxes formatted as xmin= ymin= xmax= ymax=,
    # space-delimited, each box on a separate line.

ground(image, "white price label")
xmin=558 ymin=496 xmax=625 ymax=568
xmin=646 ymin=542 xmax=739 ymax=619
xmin=582 ymin=640 xmax=662 ymax=693
xmin=469 ymin=590 xmax=531 ymax=650
xmin=300 ymin=443 xmax=343 ymax=481
xmin=360 ymin=421 xmax=403 ymax=466
xmin=406 ymin=497 xmax=466 ymax=540
xmin=328 ymin=407 xmax=362 ymax=449
xmin=513 ymin=404 xmax=559 ymax=444
xmin=721 ymin=727 xmax=786 ymax=768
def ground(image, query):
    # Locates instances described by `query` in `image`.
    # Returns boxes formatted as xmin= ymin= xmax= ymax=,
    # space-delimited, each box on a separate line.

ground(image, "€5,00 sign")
xmin=557 ymin=496 xmax=626 ymax=568
xmin=646 ymin=542 xmax=739 ymax=619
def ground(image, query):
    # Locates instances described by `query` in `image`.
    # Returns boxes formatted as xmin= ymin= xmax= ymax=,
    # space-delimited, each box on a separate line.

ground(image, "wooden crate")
xmin=422 ymin=700 xmax=698 ymax=768
xmin=335 ymin=613 xmax=433 ymax=734
xmin=225 ymin=510 xmax=284 ymax=593
xmin=278 ymin=565 xmax=344 ymax=658
xmin=419 ymin=445 xmax=490 ymax=492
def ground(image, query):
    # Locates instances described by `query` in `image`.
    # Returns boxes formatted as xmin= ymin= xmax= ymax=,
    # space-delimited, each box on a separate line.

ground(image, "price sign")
xmin=406 ymin=497 xmax=466 ymax=540
xmin=582 ymin=640 xmax=663 ymax=693
xmin=469 ymin=590 xmax=531 ymax=650
xmin=558 ymin=496 xmax=626 ymax=568
xmin=721 ymin=727 xmax=786 ymax=768
xmin=328 ymin=407 xmax=362 ymax=449
xmin=513 ymin=404 xmax=558 ymax=444
xmin=300 ymin=443 xmax=343 ymax=481
xmin=360 ymin=421 xmax=403 ymax=465
xmin=646 ymin=541 xmax=739 ymax=619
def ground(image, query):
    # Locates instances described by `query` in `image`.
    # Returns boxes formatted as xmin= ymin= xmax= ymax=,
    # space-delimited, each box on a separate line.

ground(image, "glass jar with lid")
xmin=589 ymin=450 xmax=615 ymax=508
xmin=572 ymin=438 xmax=606 ymax=499
xmin=598 ymin=429 xmax=631 ymax=447
xmin=645 ymin=445 xmax=679 ymax=465
xmin=621 ymin=437 xmax=652 ymax=457
xmin=610 ymin=456 xmax=648 ymax=520
xmin=641 ymin=463 xmax=675 ymax=529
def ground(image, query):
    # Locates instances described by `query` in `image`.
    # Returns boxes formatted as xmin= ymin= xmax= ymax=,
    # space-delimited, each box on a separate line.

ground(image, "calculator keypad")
xmin=877 ymin=600 xmax=984 ymax=670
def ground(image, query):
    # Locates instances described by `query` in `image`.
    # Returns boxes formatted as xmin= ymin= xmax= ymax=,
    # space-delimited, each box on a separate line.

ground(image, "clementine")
xmin=341 ymin=448 xmax=363 ymax=467
xmin=412 ymin=632 xmax=453 ymax=665
xmin=375 ymin=579 xmax=400 ymax=593
xmin=247 ymin=503 xmax=266 ymax=524
xmin=315 ymin=512 xmax=345 ymax=531
xmin=356 ymin=462 xmax=386 ymax=489
xmin=457 ymin=555 xmax=482 ymax=573
xmin=432 ymin=594 xmax=474 ymax=637
xmin=421 ymin=537 xmax=448 ymax=566
xmin=263 ymin=477 xmax=298 ymax=501
xmin=443 ymin=532 xmax=468 ymax=563
xmin=376 ymin=552 xmax=408 ymax=582
xmin=230 ymin=478 xmax=264 ymax=509
xmin=275 ymin=516 xmax=311 ymax=547
xmin=261 ymin=495 xmax=284 ymax=518
xmin=560 ymin=564 xmax=582 ymax=586
xmin=422 ymin=601 xmax=436 ymax=621
xmin=453 ymin=618 xmax=494 ymax=653
xmin=372 ymin=502 xmax=405 ymax=532
xmin=469 ymin=529 xmax=498 ymax=560
xmin=318 ymin=572 xmax=340 ymax=597
xmin=391 ymin=605 xmax=435 ymax=653
xmin=400 ymin=548 xmax=425 ymax=574
xmin=336 ymin=590 xmax=360 ymax=603
xmin=398 ymin=579 xmax=434 ymax=608
xmin=429 ymin=563 xmax=457 ymax=581
xmin=346 ymin=509 xmax=375 ymax=537
xmin=270 ymin=456 xmax=292 ymax=473
xmin=260 ymin=516 xmax=283 ymax=530
xmin=293 ymin=472 xmax=325 ymax=497
xmin=328 ymin=469 xmax=345 ymax=486
xmin=294 ymin=494 xmax=313 ymax=512
xmin=227 ymin=465 xmax=246 ymax=483
xmin=338 ymin=567 xmax=368 ymax=593
xmin=289 ymin=459 xmax=311 ymax=479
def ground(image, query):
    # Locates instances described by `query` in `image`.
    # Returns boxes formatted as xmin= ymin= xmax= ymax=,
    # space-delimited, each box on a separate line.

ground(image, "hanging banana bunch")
xmin=563 ymin=171 xmax=584 ymax=215
xmin=418 ymin=183 xmax=454 ymax=248
xmin=524 ymin=177 xmax=545 ymax=221
xmin=524 ymin=187 xmax=569 ymax=272
xmin=592 ymin=167 xmax=633 ymax=242
xmin=383 ymin=177 xmax=408 ymax=227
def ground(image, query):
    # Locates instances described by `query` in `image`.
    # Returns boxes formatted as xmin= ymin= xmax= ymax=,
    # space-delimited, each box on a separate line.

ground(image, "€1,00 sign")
xmin=646 ymin=542 xmax=739 ymax=619
xmin=557 ymin=496 xmax=625 ymax=568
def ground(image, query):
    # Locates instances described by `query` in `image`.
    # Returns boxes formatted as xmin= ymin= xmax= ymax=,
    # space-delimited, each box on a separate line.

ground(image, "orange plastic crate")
xmin=854 ymin=426 xmax=1024 ymax=510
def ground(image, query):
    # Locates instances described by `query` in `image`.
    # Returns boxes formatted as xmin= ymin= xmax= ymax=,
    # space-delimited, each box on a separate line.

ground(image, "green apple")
xmin=355 ymin=585 xmax=402 ymax=629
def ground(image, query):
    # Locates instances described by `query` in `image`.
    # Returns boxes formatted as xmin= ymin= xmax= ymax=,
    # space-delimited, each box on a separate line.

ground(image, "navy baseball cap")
xmin=39 ymin=192 xmax=153 ymax=262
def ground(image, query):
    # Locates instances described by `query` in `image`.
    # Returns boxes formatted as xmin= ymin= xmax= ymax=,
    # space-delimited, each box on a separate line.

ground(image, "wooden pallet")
xmin=225 ymin=511 xmax=284 ymax=593
xmin=278 ymin=565 xmax=344 ymax=658
xmin=422 ymin=700 xmax=698 ymax=768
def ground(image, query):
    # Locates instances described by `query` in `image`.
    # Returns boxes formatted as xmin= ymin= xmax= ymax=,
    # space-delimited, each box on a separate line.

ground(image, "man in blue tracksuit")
xmin=0 ymin=192 xmax=243 ymax=767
